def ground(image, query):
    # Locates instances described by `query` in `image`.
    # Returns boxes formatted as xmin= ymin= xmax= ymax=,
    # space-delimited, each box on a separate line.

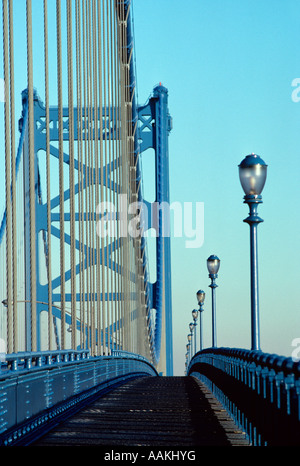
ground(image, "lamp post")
xmin=184 ymin=352 xmax=187 ymax=374
xmin=186 ymin=341 xmax=191 ymax=364
xmin=196 ymin=290 xmax=205 ymax=350
xmin=239 ymin=153 xmax=267 ymax=351
xmin=189 ymin=324 xmax=194 ymax=355
xmin=188 ymin=332 xmax=192 ymax=358
xmin=192 ymin=309 xmax=198 ymax=353
xmin=207 ymin=255 xmax=220 ymax=348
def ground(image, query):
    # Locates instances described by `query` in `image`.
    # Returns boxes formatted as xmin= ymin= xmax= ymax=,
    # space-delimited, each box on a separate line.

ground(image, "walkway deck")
xmin=32 ymin=376 xmax=249 ymax=446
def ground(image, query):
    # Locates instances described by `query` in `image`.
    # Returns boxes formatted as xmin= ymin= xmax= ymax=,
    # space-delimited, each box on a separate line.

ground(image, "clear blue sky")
xmin=0 ymin=1 xmax=299 ymax=376
xmin=132 ymin=0 xmax=300 ymax=375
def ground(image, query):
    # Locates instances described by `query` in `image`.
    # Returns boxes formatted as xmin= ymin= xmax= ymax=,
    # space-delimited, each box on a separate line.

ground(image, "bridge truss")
xmin=0 ymin=0 xmax=172 ymax=376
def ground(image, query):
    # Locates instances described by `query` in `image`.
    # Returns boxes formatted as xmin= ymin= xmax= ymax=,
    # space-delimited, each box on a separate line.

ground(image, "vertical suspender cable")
xmin=85 ymin=0 xmax=90 ymax=351
xmin=111 ymin=0 xmax=116 ymax=351
xmin=125 ymin=1 xmax=131 ymax=352
xmin=8 ymin=0 xmax=17 ymax=352
xmin=82 ymin=0 xmax=90 ymax=350
xmin=88 ymin=2 xmax=95 ymax=355
xmin=83 ymin=0 xmax=88 ymax=349
xmin=26 ymin=0 xmax=37 ymax=352
xmin=76 ymin=0 xmax=84 ymax=350
xmin=112 ymin=0 xmax=117 ymax=349
xmin=56 ymin=0 xmax=65 ymax=349
xmin=3 ymin=0 xmax=13 ymax=353
xmin=67 ymin=0 xmax=76 ymax=348
xmin=86 ymin=0 xmax=92 ymax=352
xmin=80 ymin=0 xmax=85 ymax=350
xmin=44 ymin=0 xmax=52 ymax=351
xmin=128 ymin=3 xmax=134 ymax=353
xmin=115 ymin=1 xmax=122 ymax=350
xmin=108 ymin=0 xmax=113 ymax=353
xmin=92 ymin=1 xmax=97 ymax=355
xmin=118 ymin=1 xmax=125 ymax=350
xmin=117 ymin=0 xmax=122 ymax=349
xmin=122 ymin=0 xmax=127 ymax=352
xmin=110 ymin=0 xmax=116 ymax=351
xmin=102 ymin=0 xmax=109 ymax=353
xmin=105 ymin=0 xmax=111 ymax=353
xmin=113 ymin=2 xmax=119 ymax=349
xmin=111 ymin=0 xmax=117 ymax=349
xmin=98 ymin=0 xmax=106 ymax=355
xmin=79 ymin=0 xmax=87 ymax=348
xmin=124 ymin=2 xmax=131 ymax=352
xmin=106 ymin=0 xmax=112 ymax=351
xmin=113 ymin=0 xmax=119 ymax=350
xmin=89 ymin=2 xmax=96 ymax=355
xmin=92 ymin=0 xmax=100 ymax=355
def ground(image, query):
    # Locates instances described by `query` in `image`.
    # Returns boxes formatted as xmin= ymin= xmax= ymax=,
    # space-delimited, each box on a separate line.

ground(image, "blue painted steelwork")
xmin=137 ymin=86 xmax=173 ymax=376
xmin=19 ymin=90 xmax=126 ymax=351
xmin=188 ymin=348 xmax=300 ymax=446
xmin=0 ymin=350 xmax=157 ymax=446
xmin=13 ymin=86 xmax=173 ymax=362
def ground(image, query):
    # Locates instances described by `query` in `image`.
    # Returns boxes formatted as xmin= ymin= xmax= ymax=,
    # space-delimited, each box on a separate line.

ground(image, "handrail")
xmin=1 ymin=349 xmax=156 ymax=375
xmin=110 ymin=349 xmax=150 ymax=363
xmin=188 ymin=347 xmax=300 ymax=446
xmin=189 ymin=347 xmax=300 ymax=376
xmin=0 ymin=351 xmax=158 ymax=446
xmin=1 ymin=349 xmax=90 ymax=374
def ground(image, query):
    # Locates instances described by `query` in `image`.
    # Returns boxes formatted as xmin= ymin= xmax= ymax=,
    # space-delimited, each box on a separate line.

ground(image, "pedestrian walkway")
xmin=33 ymin=376 xmax=249 ymax=446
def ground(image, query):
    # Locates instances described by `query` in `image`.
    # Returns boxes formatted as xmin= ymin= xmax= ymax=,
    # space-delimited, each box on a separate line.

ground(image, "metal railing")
xmin=0 ymin=350 xmax=158 ymax=446
xmin=188 ymin=347 xmax=300 ymax=446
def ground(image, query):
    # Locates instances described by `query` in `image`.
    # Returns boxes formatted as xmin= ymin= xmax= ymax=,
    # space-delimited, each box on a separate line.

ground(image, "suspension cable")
xmin=56 ymin=0 xmax=65 ymax=349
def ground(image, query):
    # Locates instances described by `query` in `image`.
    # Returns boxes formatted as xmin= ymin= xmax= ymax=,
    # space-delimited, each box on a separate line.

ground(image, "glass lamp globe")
xmin=196 ymin=290 xmax=205 ymax=304
xmin=207 ymin=255 xmax=220 ymax=275
xmin=192 ymin=309 xmax=198 ymax=320
xmin=239 ymin=153 xmax=267 ymax=196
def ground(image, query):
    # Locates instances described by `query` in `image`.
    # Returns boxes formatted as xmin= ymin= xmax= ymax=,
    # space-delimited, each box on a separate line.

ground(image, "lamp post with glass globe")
xmin=192 ymin=309 xmax=198 ymax=353
xmin=196 ymin=290 xmax=205 ymax=351
xmin=239 ymin=153 xmax=267 ymax=351
xmin=207 ymin=255 xmax=220 ymax=348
